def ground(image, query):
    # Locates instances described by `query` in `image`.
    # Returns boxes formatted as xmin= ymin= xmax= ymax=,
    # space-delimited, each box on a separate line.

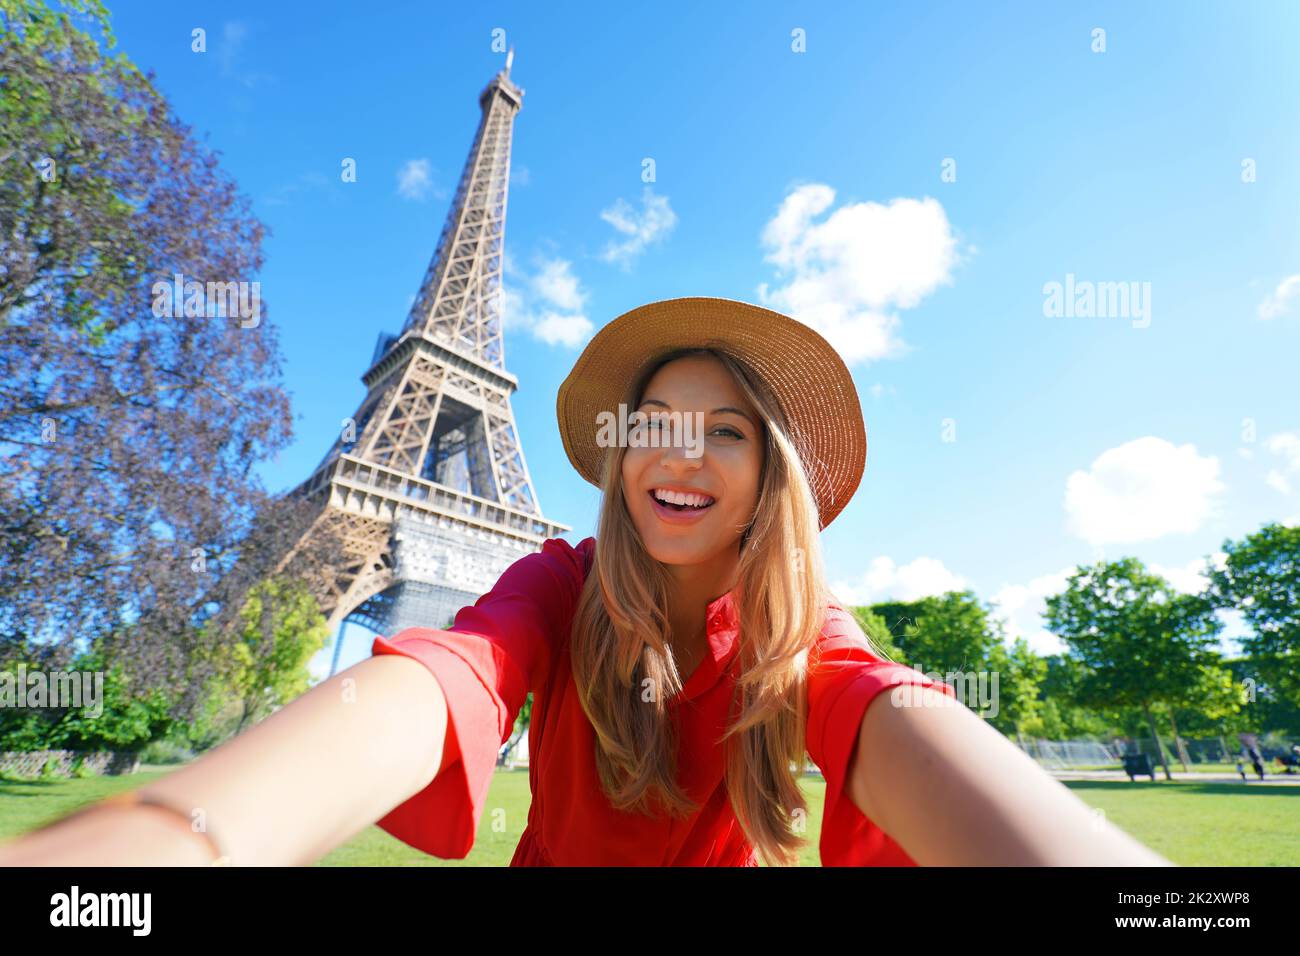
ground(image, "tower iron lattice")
xmin=282 ymin=52 xmax=570 ymax=673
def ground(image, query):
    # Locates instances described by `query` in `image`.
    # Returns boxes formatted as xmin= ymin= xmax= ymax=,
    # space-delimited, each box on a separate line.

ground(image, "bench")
xmin=1122 ymin=753 xmax=1156 ymax=781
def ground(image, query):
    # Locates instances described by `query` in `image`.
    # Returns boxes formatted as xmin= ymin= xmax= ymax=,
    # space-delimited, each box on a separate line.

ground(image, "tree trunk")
xmin=1142 ymin=703 xmax=1173 ymax=781
xmin=234 ymin=696 xmax=251 ymax=737
xmin=1167 ymin=710 xmax=1191 ymax=772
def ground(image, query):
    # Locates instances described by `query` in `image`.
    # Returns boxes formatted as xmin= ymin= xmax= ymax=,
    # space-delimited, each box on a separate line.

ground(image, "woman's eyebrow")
xmin=640 ymin=398 xmax=756 ymax=425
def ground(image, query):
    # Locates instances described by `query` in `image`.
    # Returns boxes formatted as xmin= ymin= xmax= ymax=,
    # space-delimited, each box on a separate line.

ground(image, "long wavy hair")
xmin=568 ymin=345 xmax=837 ymax=866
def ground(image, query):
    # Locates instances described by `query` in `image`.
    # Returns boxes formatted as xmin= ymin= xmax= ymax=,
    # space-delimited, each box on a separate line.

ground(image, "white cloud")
xmin=502 ymin=256 xmax=593 ymax=348
xmin=1149 ymin=552 xmax=1226 ymax=595
xmin=1268 ymin=431 xmax=1300 ymax=462
xmin=1064 ymin=437 xmax=1225 ymax=545
xmin=532 ymin=258 xmax=586 ymax=312
xmin=1251 ymin=431 xmax=1300 ymax=496
xmin=500 ymin=285 xmax=528 ymax=334
xmin=989 ymin=567 xmax=1075 ymax=656
xmin=1266 ymin=432 xmax=1300 ymax=476
xmin=599 ymin=186 xmax=677 ymax=269
xmin=397 ymin=159 xmax=436 ymax=201
xmin=756 ymin=184 xmax=961 ymax=365
xmin=1256 ymin=274 xmax=1300 ymax=320
xmin=830 ymin=555 xmax=968 ymax=605
xmin=532 ymin=311 xmax=593 ymax=347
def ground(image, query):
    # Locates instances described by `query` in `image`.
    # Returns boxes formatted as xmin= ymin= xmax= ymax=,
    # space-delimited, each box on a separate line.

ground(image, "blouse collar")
xmin=705 ymin=586 xmax=740 ymax=637
xmin=680 ymin=584 xmax=742 ymax=701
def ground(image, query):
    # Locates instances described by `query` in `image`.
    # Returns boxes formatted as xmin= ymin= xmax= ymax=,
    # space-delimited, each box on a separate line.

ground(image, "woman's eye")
xmin=635 ymin=416 xmax=740 ymax=438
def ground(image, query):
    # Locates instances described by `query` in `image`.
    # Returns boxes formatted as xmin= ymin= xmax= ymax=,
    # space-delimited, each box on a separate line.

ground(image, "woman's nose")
xmin=659 ymin=419 xmax=704 ymax=466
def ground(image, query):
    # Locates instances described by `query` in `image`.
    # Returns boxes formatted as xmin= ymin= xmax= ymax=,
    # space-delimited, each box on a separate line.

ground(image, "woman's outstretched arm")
xmin=847 ymin=684 xmax=1173 ymax=866
xmin=0 ymin=654 xmax=449 ymax=867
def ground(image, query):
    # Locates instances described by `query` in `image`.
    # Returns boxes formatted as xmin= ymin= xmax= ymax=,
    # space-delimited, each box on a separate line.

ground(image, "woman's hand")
xmin=0 ymin=653 xmax=449 ymax=867
xmin=0 ymin=798 xmax=219 ymax=867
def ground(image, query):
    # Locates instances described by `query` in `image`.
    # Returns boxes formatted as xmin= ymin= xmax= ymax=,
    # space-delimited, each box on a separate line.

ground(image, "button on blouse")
xmin=370 ymin=535 xmax=954 ymax=865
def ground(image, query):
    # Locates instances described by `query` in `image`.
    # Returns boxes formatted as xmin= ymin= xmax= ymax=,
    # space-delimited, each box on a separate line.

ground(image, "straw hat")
xmin=555 ymin=296 xmax=866 ymax=531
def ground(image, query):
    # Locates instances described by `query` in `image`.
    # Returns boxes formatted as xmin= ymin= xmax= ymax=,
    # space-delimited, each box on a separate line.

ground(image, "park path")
xmin=1048 ymin=768 xmax=1300 ymax=785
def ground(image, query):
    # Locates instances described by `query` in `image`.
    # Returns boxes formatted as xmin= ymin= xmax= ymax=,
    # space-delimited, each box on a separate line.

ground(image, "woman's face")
xmin=621 ymin=355 xmax=764 ymax=568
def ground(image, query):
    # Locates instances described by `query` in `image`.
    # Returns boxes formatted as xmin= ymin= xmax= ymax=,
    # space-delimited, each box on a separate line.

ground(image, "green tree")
xmin=985 ymin=637 xmax=1047 ymax=737
xmin=208 ymin=578 xmax=329 ymax=739
xmin=1037 ymin=654 xmax=1117 ymax=739
xmin=847 ymin=606 xmax=903 ymax=661
xmin=870 ymin=590 xmax=1003 ymax=674
xmin=1155 ymin=659 xmax=1242 ymax=770
xmin=1044 ymin=558 xmax=1224 ymax=780
xmin=0 ymin=643 xmax=175 ymax=751
xmin=1213 ymin=656 xmax=1300 ymax=741
xmin=1209 ymin=521 xmax=1300 ymax=707
xmin=868 ymin=591 xmax=1032 ymax=722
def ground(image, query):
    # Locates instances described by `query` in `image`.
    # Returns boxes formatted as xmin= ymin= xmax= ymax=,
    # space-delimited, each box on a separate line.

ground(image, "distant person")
xmin=1247 ymin=746 xmax=1265 ymax=780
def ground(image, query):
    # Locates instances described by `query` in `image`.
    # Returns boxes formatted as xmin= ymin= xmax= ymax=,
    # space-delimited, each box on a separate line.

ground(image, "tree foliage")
xmin=869 ymin=590 xmax=1005 ymax=674
xmin=0 ymin=642 xmax=175 ymax=751
xmin=1209 ymin=521 xmax=1300 ymax=703
xmin=223 ymin=577 xmax=330 ymax=735
xmin=0 ymin=0 xmax=336 ymax=713
xmin=1044 ymin=557 xmax=1226 ymax=773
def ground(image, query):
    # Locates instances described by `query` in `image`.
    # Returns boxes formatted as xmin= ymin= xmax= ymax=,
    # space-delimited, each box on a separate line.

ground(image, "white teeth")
xmin=653 ymin=488 xmax=715 ymax=508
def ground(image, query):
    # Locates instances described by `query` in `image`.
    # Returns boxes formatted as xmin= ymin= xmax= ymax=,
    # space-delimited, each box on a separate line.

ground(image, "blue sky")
xmin=102 ymin=0 xmax=1300 ymax=674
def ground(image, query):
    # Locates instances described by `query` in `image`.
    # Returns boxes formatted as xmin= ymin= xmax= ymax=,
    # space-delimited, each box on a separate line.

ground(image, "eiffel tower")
xmin=286 ymin=50 xmax=569 ymax=670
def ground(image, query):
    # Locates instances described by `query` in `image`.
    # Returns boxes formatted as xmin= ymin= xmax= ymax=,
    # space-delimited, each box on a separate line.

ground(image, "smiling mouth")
xmin=647 ymin=489 xmax=716 ymax=512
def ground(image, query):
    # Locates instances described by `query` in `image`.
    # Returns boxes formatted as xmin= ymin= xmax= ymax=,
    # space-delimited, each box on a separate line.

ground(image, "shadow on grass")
xmin=0 ymin=777 xmax=68 ymax=798
xmin=1065 ymin=780 xmax=1300 ymax=798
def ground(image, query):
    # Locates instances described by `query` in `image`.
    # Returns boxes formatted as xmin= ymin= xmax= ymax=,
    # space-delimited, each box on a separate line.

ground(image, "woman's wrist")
xmin=0 ymin=796 xmax=222 ymax=867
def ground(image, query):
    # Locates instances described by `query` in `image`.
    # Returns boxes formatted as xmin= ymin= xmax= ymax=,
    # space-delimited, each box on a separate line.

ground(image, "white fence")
xmin=1015 ymin=738 xmax=1120 ymax=770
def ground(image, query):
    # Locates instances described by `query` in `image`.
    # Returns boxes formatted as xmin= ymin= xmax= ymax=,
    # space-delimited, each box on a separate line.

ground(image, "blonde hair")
xmin=569 ymin=346 xmax=833 ymax=866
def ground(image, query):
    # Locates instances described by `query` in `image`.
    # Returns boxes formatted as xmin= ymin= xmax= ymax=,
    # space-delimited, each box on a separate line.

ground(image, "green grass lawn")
xmin=2 ymin=766 xmax=1296 ymax=866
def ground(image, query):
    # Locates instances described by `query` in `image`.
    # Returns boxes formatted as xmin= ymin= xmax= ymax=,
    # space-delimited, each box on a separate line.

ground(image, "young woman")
xmin=0 ymin=297 xmax=1171 ymax=867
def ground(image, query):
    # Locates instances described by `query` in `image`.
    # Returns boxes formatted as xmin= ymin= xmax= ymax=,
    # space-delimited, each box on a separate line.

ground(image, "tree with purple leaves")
xmin=0 ymin=0 xmax=337 ymax=727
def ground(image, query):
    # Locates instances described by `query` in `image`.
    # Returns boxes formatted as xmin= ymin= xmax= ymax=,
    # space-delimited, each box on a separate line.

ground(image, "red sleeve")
xmin=806 ymin=601 xmax=957 ymax=867
xmin=368 ymin=535 xmax=592 ymax=858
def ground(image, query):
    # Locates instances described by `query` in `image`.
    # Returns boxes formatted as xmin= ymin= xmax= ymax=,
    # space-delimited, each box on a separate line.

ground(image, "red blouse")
xmin=370 ymin=535 xmax=955 ymax=866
